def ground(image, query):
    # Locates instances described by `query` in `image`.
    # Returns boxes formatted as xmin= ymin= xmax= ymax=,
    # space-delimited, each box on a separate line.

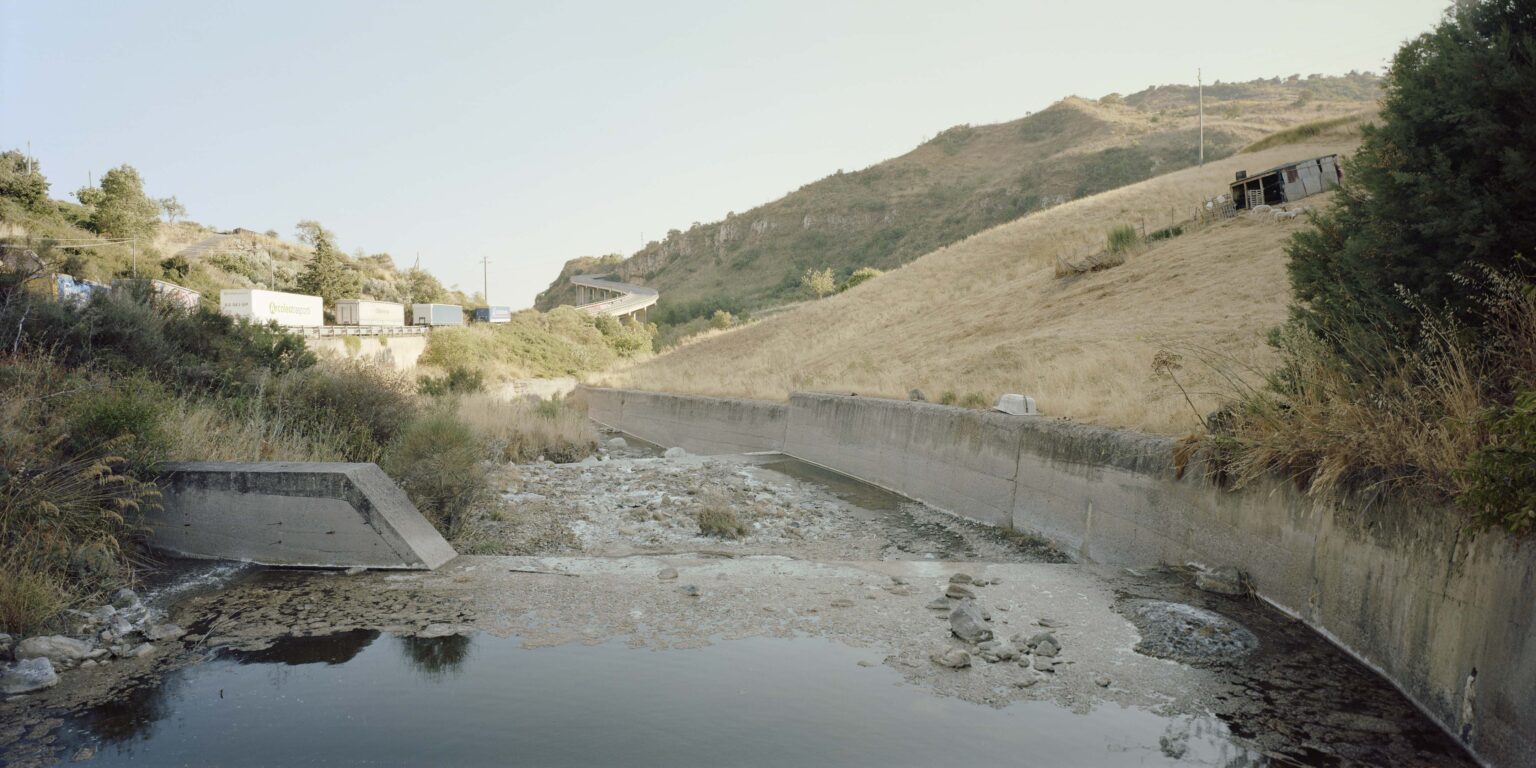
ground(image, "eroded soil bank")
xmin=0 ymin=449 xmax=1478 ymax=766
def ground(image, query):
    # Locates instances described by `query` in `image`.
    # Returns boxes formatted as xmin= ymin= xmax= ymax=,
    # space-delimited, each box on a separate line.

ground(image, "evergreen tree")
xmin=294 ymin=222 xmax=361 ymax=307
xmin=1287 ymin=0 xmax=1536 ymax=354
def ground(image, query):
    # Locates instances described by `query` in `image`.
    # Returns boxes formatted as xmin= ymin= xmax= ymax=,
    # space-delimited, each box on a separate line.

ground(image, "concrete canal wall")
xmin=149 ymin=462 xmax=456 ymax=570
xmin=582 ymin=386 xmax=1535 ymax=768
xmin=307 ymin=333 xmax=429 ymax=371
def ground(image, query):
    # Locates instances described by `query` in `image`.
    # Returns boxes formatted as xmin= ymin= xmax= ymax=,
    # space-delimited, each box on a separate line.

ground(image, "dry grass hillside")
xmin=539 ymin=74 xmax=1380 ymax=321
xmin=602 ymin=132 xmax=1365 ymax=436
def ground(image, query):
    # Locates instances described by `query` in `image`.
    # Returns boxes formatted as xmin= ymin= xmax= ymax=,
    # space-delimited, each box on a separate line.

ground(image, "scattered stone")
xmin=87 ymin=605 xmax=116 ymax=624
xmin=607 ymin=437 xmax=628 ymax=449
xmin=1018 ymin=631 xmax=1057 ymax=650
xmin=1033 ymin=639 xmax=1061 ymax=658
xmin=829 ymin=599 xmax=855 ymax=608
xmin=0 ymin=658 xmax=58 ymax=694
xmin=0 ymin=633 xmax=12 ymax=658
xmin=908 ymin=389 xmax=927 ymax=402
xmin=1095 ymin=675 xmax=1112 ymax=688
xmin=930 ymin=647 xmax=972 ymax=669
xmin=71 ymin=746 xmax=96 ymax=762
xmin=1036 ymin=618 xmax=1063 ymax=628
xmin=944 ymin=583 xmax=976 ymax=600
xmin=1194 ymin=566 xmax=1246 ymax=596
xmin=126 ymin=643 xmax=155 ymax=659
xmin=663 ymin=447 xmax=688 ymax=459
xmin=948 ymin=573 xmax=973 ymax=585
xmin=80 ymin=659 xmax=99 ymax=669
xmin=143 ymin=623 xmax=185 ymax=642
xmin=679 ymin=584 xmax=701 ymax=597
xmin=856 ymin=660 xmax=875 ymax=668
xmin=925 ymin=597 xmax=952 ymax=611
xmin=110 ymin=588 xmax=140 ymax=609
xmin=1122 ymin=600 xmax=1259 ymax=664
xmin=889 ymin=575 xmax=907 ymax=586
xmin=656 ymin=567 xmax=679 ymax=581
xmin=949 ymin=601 xmax=993 ymax=644
xmin=978 ymin=642 xmax=1018 ymax=663
xmin=1013 ymin=674 xmax=1040 ymax=688
xmin=417 ymin=624 xmax=464 ymax=639
xmin=343 ymin=566 xmax=367 ymax=576
xmin=14 ymin=636 xmax=92 ymax=669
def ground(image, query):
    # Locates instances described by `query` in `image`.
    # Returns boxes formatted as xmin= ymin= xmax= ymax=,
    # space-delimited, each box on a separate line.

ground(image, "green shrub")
xmin=65 ymin=378 xmax=172 ymax=475
xmin=266 ymin=361 xmax=418 ymax=462
xmin=841 ymin=267 xmax=884 ymax=292
xmin=418 ymin=366 xmax=485 ymax=397
xmin=383 ymin=412 xmax=491 ymax=538
xmin=1147 ymin=225 xmax=1184 ymax=242
xmin=1106 ymin=224 xmax=1139 ymax=255
xmin=938 ymin=390 xmax=958 ymax=405
xmin=1461 ymin=389 xmax=1536 ymax=534
xmin=0 ymin=566 xmax=67 ymax=636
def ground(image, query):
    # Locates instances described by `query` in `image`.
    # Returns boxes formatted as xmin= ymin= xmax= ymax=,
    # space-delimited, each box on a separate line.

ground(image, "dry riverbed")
xmin=0 ymin=448 xmax=1478 ymax=766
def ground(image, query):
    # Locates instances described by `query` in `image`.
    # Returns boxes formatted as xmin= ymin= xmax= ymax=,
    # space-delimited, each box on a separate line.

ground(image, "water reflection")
xmin=225 ymin=629 xmax=379 ymax=666
xmin=398 ymin=633 xmax=473 ymax=680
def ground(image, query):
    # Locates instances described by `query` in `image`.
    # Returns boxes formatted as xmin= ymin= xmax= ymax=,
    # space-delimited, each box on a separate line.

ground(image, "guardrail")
xmin=289 ymin=325 xmax=430 ymax=338
xmin=571 ymin=274 xmax=659 ymax=318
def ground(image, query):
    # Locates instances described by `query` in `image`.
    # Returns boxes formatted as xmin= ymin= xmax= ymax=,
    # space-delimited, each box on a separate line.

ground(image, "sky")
xmin=2 ymin=0 xmax=1449 ymax=308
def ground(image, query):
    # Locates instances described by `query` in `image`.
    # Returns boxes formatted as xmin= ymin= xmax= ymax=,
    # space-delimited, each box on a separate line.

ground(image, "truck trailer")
xmin=412 ymin=303 xmax=464 ymax=326
xmin=471 ymin=306 xmax=512 ymax=323
xmin=335 ymin=299 xmax=406 ymax=327
xmin=220 ymin=288 xmax=324 ymax=327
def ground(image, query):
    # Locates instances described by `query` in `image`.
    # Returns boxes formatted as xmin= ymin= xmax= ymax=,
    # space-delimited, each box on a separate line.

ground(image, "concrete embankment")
xmin=149 ymin=462 xmax=457 ymax=570
xmin=583 ymin=386 xmax=1535 ymax=768
xmin=306 ymin=333 xmax=428 ymax=371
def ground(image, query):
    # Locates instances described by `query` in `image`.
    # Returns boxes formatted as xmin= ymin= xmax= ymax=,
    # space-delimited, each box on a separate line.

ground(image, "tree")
xmin=294 ymin=221 xmax=360 ymax=307
xmin=841 ymin=267 xmax=884 ymax=292
xmin=0 ymin=149 xmax=48 ymax=208
xmin=294 ymin=219 xmax=335 ymax=248
xmin=402 ymin=267 xmax=445 ymax=305
xmin=87 ymin=165 xmax=160 ymax=240
xmin=1286 ymin=0 xmax=1536 ymax=355
xmin=801 ymin=267 xmax=836 ymax=299
xmin=158 ymin=196 xmax=186 ymax=224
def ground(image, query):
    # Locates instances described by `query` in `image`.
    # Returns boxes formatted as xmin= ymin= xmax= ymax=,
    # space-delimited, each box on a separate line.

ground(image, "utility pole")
xmin=480 ymin=256 xmax=490 ymax=305
xmin=131 ymin=237 xmax=137 ymax=278
xmin=1198 ymin=67 xmax=1205 ymax=167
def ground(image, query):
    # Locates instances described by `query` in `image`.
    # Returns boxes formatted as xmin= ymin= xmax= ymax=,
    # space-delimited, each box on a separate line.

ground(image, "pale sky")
xmin=2 ymin=1 xmax=1447 ymax=308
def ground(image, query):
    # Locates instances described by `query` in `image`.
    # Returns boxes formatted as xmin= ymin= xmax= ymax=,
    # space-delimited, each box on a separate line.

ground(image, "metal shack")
xmin=411 ymin=303 xmax=464 ymax=326
xmin=336 ymin=299 xmax=406 ymax=327
xmin=1230 ymin=154 xmax=1341 ymax=210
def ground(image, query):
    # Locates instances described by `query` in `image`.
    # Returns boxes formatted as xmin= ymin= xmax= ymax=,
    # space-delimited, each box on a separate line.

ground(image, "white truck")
xmin=219 ymin=288 xmax=324 ymax=327
xmin=335 ymin=299 xmax=406 ymax=327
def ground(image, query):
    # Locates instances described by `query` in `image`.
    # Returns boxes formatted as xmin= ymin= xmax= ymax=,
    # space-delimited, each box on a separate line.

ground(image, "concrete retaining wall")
xmin=583 ymin=386 xmax=1535 ymax=767
xmin=307 ymin=334 xmax=428 ymax=371
xmin=149 ymin=462 xmax=456 ymax=570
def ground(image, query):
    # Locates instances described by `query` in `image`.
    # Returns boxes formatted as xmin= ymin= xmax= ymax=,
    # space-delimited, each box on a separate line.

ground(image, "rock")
xmin=679 ymin=584 xmax=701 ymax=597
xmin=948 ymin=573 xmax=973 ymax=585
xmin=979 ymin=642 xmax=1018 ymax=663
xmin=418 ymin=624 xmax=464 ymax=638
xmin=1036 ymin=617 xmax=1063 ymax=628
xmin=656 ymin=567 xmax=679 ymax=580
xmin=343 ymin=566 xmax=367 ymax=576
xmin=856 ymin=660 xmax=875 ymax=668
xmin=944 ymin=583 xmax=976 ymax=600
xmin=1095 ymin=675 xmax=1111 ymax=688
xmin=930 ymin=647 xmax=972 ymax=669
xmin=143 ymin=623 xmax=185 ymax=642
xmin=0 ymin=633 xmax=12 ymax=658
xmin=829 ymin=599 xmax=855 ymax=608
xmin=1018 ymin=631 xmax=1056 ymax=650
xmin=1013 ymin=673 xmax=1040 ymax=688
xmin=925 ymin=597 xmax=952 ymax=611
xmin=663 ymin=447 xmax=688 ymax=459
xmin=104 ymin=615 xmax=134 ymax=640
xmin=71 ymin=746 xmax=96 ymax=762
xmin=908 ymin=388 xmax=927 ymax=402
xmin=87 ymin=605 xmax=116 ymax=624
xmin=80 ymin=659 xmax=98 ymax=669
xmin=0 ymin=658 xmax=58 ymax=694
xmin=889 ymin=575 xmax=908 ymax=586
xmin=1033 ymin=639 xmax=1061 ymax=658
xmin=110 ymin=588 xmax=140 ymax=608
xmin=949 ymin=601 xmax=994 ymax=644
xmin=15 ymin=636 xmax=93 ymax=669
xmin=607 ymin=437 xmax=628 ymax=449
xmin=126 ymin=643 xmax=155 ymax=659
xmin=1194 ymin=566 xmax=1246 ymax=596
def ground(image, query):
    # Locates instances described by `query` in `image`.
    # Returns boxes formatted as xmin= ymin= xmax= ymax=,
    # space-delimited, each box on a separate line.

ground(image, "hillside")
xmin=601 ymin=127 xmax=1367 ymax=436
xmin=536 ymin=73 xmax=1380 ymax=323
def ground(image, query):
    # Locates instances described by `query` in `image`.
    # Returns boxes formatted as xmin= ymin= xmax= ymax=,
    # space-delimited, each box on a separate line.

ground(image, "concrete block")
xmin=993 ymin=394 xmax=1037 ymax=415
xmin=150 ymin=462 xmax=456 ymax=570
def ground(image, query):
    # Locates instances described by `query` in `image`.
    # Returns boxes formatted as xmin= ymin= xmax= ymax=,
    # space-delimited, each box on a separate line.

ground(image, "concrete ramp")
xmin=149 ymin=462 xmax=456 ymax=570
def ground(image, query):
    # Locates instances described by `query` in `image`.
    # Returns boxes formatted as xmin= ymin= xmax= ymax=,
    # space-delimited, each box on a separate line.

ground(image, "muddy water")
xmin=57 ymin=632 xmax=1262 ymax=767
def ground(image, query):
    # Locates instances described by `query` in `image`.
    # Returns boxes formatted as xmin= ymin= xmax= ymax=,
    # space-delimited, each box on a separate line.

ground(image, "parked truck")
xmin=26 ymin=273 xmax=109 ymax=306
xmin=412 ymin=303 xmax=464 ymax=326
xmin=471 ymin=306 xmax=511 ymax=323
xmin=335 ymin=299 xmax=406 ymax=327
xmin=220 ymin=288 xmax=324 ymax=327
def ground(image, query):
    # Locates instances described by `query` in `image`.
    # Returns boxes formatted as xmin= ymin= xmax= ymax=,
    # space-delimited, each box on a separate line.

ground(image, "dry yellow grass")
xmin=603 ymin=138 xmax=1363 ymax=435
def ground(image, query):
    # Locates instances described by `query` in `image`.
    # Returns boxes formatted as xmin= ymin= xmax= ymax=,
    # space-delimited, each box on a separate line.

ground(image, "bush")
xmin=65 ymin=378 xmax=172 ymax=475
xmin=418 ymin=366 xmax=485 ymax=397
xmin=1461 ymin=389 xmax=1536 ymax=534
xmin=455 ymin=394 xmax=596 ymax=464
xmin=0 ymin=566 xmax=67 ymax=636
xmin=959 ymin=392 xmax=990 ymax=409
xmin=694 ymin=497 xmax=748 ymax=539
xmin=266 ymin=361 xmax=418 ymax=462
xmin=1106 ymin=224 xmax=1139 ymax=255
xmin=840 ymin=267 xmax=884 ymax=292
xmin=1147 ymin=225 xmax=1184 ymax=242
xmin=383 ymin=412 xmax=492 ymax=538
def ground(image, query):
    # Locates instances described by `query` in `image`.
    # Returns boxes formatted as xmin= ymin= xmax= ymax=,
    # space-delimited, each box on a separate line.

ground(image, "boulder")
xmin=947 ymin=573 xmax=973 ymax=585
xmin=930 ymin=647 xmax=972 ymax=669
xmin=143 ymin=624 xmax=185 ymax=642
xmin=0 ymin=657 xmax=59 ymax=694
xmin=1033 ymin=639 xmax=1061 ymax=658
xmin=663 ymin=447 xmax=688 ymax=459
xmin=908 ymin=389 xmax=927 ymax=402
xmin=656 ymin=567 xmax=679 ymax=581
xmin=110 ymin=588 xmax=140 ymax=609
xmin=944 ymin=583 xmax=976 ymax=600
xmin=949 ymin=600 xmax=993 ymax=644
xmin=15 ymin=635 xmax=93 ymax=669
xmin=606 ymin=437 xmax=628 ymax=449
